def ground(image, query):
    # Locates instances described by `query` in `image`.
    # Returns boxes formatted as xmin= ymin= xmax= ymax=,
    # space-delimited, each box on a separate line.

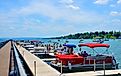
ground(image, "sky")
xmin=0 ymin=0 xmax=121 ymax=38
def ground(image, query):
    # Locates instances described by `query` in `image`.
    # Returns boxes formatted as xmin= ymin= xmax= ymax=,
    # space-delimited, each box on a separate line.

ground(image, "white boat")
xmin=23 ymin=44 xmax=34 ymax=50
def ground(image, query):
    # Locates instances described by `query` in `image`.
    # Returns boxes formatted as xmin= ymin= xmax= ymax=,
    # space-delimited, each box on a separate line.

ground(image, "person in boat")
xmin=79 ymin=47 xmax=82 ymax=51
xmin=77 ymin=47 xmax=82 ymax=56
xmin=79 ymin=51 xmax=88 ymax=57
xmin=82 ymin=51 xmax=88 ymax=57
xmin=61 ymin=46 xmax=67 ymax=54
xmin=67 ymin=47 xmax=74 ymax=55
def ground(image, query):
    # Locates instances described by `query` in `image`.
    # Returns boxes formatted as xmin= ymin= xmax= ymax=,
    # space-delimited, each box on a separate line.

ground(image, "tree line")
xmin=52 ymin=31 xmax=121 ymax=39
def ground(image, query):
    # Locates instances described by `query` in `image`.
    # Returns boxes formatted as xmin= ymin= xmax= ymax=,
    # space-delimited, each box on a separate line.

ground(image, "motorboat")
xmin=79 ymin=38 xmax=84 ymax=43
xmin=23 ymin=43 xmax=34 ymax=51
xmin=93 ymin=36 xmax=104 ymax=43
xmin=50 ymin=43 xmax=118 ymax=71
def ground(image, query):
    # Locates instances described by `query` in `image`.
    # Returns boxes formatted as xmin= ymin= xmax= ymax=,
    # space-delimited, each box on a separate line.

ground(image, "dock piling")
xmin=103 ymin=60 xmax=105 ymax=76
xmin=94 ymin=59 xmax=96 ymax=72
xmin=61 ymin=60 xmax=63 ymax=74
xmin=34 ymin=61 xmax=36 ymax=76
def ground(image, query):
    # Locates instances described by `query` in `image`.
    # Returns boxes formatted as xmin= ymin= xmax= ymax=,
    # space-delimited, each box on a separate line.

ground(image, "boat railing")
xmin=60 ymin=57 xmax=107 ymax=75
xmin=84 ymin=56 xmax=107 ymax=73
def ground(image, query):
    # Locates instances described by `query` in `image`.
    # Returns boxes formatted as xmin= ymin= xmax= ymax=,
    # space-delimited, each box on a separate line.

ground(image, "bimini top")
xmin=63 ymin=44 xmax=76 ymax=48
xmin=78 ymin=43 xmax=110 ymax=48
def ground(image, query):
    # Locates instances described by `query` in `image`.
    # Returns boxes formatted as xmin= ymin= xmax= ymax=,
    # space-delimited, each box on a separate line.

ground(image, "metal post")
xmin=61 ymin=60 xmax=63 ymax=74
xmin=89 ymin=58 xmax=90 ymax=64
xmin=68 ymin=61 xmax=72 ymax=70
xmin=103 ymin=60 xmax=105 ymax=76
xmin=84 ymin=57 xmax=85 ymax=65
xmin=94 ymin=59 xmax=96 ymax=72
xmin=34 ymin=61 xmax=36 ymax=76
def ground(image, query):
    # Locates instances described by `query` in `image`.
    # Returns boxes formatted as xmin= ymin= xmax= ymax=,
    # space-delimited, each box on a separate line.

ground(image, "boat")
xmin=50 ymin=43 xmax=118 ymax=71
xmin=104 ymin=36 xmax=109 ymax=41
xmin=79 ymin=38 xmax=84 ymax=43
xmin=104 ymin=38 xmax=109 ymax=41
xmin=22 ymin=43 xmax=34 ymax=51
xmin=93 ymin=36 xmax=104 ymax=43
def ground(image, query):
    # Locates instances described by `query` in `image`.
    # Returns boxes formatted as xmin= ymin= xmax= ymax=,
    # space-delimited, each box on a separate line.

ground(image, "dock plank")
xmin=0 ymin=41 xmax=11 ymax=76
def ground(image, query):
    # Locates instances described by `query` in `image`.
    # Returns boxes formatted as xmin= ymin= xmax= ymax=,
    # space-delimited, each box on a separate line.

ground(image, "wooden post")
xmin=34 ymin=61 xmax=36 ymax=76
xmin=103 ymin=60 xmax=105 ymax=76
xmin=61 ymin=60 xmax=63 ymax=74
xmin=23 ymin=51 xmax=24 ymax=58
xmin=94 ymin=59 xmax=96 ymax=72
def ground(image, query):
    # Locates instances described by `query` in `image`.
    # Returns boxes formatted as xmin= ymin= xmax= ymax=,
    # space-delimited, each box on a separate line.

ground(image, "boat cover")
xmin=63 ymin=44 xmax=76 ymax=48
xmin=56 ymin=54 xmax=84 ymax=65
xmin=78 ymin=43 xmax=110 ymax=48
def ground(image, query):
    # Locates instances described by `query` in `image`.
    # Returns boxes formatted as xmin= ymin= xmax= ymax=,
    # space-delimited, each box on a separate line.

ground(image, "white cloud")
xmin=117 ymin=0 xmax=121 ymax=4
xmin=18 ymin=1 xmax=63 ymax=20
xmin=112 ymin=19 xmax=121 ymax=23
xmin=110 ymin=4 xmax=116 ymax=7
xmin=59 ymin=0 xmax=80 ymax=10
xmin=111 ymin=19 xmax=121 ymax=28
xmin=67 ymin=5 xmax=80 ymax=10
xmin=94 ymin=0 xmax=109 ymax=5
xmin=16 ymin=0 xmax=104 ymax=24
xmin=110 ymin=11 xmax=121 ymax=16
xmin=59 ymin=0 xmax=74 ymax=4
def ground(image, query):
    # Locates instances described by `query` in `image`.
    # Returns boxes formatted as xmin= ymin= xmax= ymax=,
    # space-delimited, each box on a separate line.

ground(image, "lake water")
xmin=0 ymin=38 xmax=121 ymax=68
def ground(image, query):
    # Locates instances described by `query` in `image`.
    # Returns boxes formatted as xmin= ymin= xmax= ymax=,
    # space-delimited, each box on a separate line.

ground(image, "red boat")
xmin=50 ymin=43 xmax=118 ymax=70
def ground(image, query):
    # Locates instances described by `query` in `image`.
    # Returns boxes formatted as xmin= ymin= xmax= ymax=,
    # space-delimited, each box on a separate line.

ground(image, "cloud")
xmin=110 ymin=4 xmax=116 ymax=7
xmin=59 ymin=0 xmax=74 ymax=4
xmin=93 ymin=0 xmax=109 ymax=5
xmin=67 ymin=5 xmax=80 ymax=10
xmin=110 ymin=11 xmax=121 ymax=16
xmin=59 ymin=0 xmax=80 ymax=10
xmin=112 ymin=19 xmax=121 ymax=23
xmin=117 ymin=0 xmax=121 ymax=4
xmin=18 ymin=1 xmax=63 ymax=20
xmin=15 ymin=0 xmax=105 ymax=24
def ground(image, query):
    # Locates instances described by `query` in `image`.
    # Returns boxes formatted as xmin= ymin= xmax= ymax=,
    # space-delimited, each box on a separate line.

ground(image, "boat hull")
xmin=50 ymin=62 xmax=116 ymax=73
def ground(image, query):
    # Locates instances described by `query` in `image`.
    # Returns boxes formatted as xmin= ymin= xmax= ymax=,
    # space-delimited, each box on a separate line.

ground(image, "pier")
xmin=0 ymin=40 xmax=121 ymax=76
xmin=0 ymin=41 xmax=11 ymax=76
xmin=14 ymin=42 xmax=60 ymax=76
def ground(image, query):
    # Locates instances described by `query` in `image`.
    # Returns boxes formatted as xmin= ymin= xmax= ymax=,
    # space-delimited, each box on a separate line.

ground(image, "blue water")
xmin=0 ymin=38 xmax=121 ymax=68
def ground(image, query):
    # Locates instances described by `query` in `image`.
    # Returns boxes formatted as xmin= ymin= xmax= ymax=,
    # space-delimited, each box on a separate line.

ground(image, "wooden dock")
xmin=0 ymin=41 xmax=11 ymax=76
xmin=15 ymin=43 xmax=60 ymax=76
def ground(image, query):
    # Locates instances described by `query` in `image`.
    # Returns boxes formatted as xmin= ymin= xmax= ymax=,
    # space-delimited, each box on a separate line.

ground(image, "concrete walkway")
xmin=0 ymin=41 xmax=11 ymax=76
xmin=15 ymin=43 xmax=60 ymax=76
